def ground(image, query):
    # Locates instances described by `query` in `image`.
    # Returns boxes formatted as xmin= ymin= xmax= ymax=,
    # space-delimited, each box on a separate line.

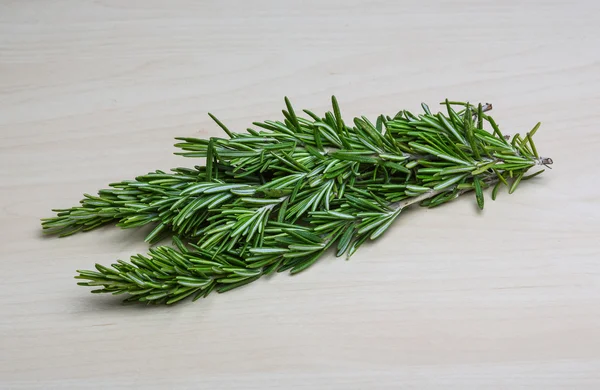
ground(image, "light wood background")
xmin=1 ymin=1 xmax=599 ymax=388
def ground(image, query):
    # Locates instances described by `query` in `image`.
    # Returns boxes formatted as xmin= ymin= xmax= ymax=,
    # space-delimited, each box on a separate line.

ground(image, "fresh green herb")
xmin=42 ymin=97 xmax=552 ymax=305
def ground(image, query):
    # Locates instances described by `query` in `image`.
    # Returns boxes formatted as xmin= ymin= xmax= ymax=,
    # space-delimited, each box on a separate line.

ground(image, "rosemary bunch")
xmin=42 ymin=97 xmax=552 ymax=305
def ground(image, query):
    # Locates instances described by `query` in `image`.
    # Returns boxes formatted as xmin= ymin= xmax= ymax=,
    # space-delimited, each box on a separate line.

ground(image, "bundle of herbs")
xmin=41 ymin=97 xmax=552 ymax=305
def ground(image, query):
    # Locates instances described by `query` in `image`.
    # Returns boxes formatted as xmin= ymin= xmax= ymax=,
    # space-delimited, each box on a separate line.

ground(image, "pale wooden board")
xmin=1 ymin=1 xmax=599 ymax=388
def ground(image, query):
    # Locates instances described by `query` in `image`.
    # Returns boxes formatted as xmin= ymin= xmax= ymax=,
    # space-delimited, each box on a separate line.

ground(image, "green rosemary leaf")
xmin=529 ymin=122 xmax=541 ymax=137
xmin=331 ymin=96 xmax=345 ymax=137
xmin=336 ymin=225 xmax=355 ymax=256
xmin=167 ymin=287 xmax=202 ymax=305
xmin=376 ymin=114 xmax=384 ymax=133
xmin=470 ymin=161 xmax=498 ymax=175
xmin=406 ymin=184 xmax=430 ymax=193
xmin=370 ymin=211 xmax=400 ymax=239
xmin=473 ymin=177 xmax=484 ymax=210
xmin=282 ymin=228 xmax=322 ymax=244
xmin=419 ymin=116 xmax=446 ymax=132
xmin=491 ymin=181 xmax=503 ymax=200
xmin=216 ymin=275 xmax=262 ymax=293
xmin=284 ymin=96 xmax=301 ymax=132
xmin=493 ymin=169 xmax=509 ymax=186
xmin=509 ymin=172 xmax=525 ymax=194
xmin=290 ymin=252 xmax=322 ymax=274
xmin=303 ymin=109 xmax=321 ymax=121
xmin=277 ymin=197 xmax=289 ymax=223
xmin=324 ymin=210 xmax=356 ymax=220
xmin=208 ymin=113 xmax=234 ymax=138
xmin=206 ymin=139 xmax=215 ymax=180
xmin=437 ymin=165 xmax=474 ymax=176
xmin=433 ymin=173 xmax=468 ymax=191
xmin=176 ymin=276 xmax=212 ymax=288
xmin=288 ymin=244 xmax=325 ymax=252
xmin=347 ymin=234 xmax=369 ymax=258
xmin=421 ymin=103 xmax=432 ymax=115
xmin=523 ymin=169 xmax=545 ymax=180
xmin=144 ymin=223 xmax=167 ymax=244
xmin=379 ymin=153 xmax=408 ymax=162
xmin=486 ymin=116 xmax=507 ymax=143
xmin=437 ymin=112 xmax=467 ymax=144
xmin=526 ymin=132 xmax=539 ymax=158
xmin=444 ymin=99 xmax=463 ymax=129
xmin=331 ymin=151 xmax=379 ymax=164
xmin=240 ymin=197 xmax=282 ymax=205
xmin=464 ymin=105 xmax=481 ymax=159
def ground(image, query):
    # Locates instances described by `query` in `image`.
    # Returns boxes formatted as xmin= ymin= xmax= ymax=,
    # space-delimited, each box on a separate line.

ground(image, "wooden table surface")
xmin=1 ymin=1 xmax=599 ymax=388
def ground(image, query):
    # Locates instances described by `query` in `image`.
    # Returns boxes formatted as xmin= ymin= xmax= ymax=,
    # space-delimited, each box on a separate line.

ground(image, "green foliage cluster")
xmin=42 ymin=97 xmax=550 ymax=305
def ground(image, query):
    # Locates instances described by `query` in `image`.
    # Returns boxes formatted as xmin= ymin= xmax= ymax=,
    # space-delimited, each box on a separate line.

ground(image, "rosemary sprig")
xmin=42 ymin=97 xmax=552 ymax=305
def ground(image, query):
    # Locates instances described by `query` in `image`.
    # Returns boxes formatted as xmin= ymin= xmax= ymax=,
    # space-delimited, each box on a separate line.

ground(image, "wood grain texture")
xmin=1 ymin=1 xmax=599 ymax=388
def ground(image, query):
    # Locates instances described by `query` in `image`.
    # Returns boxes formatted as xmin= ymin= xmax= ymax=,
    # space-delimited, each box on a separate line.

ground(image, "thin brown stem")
xmin=390 ymin=177 xmax=502 ymax=210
